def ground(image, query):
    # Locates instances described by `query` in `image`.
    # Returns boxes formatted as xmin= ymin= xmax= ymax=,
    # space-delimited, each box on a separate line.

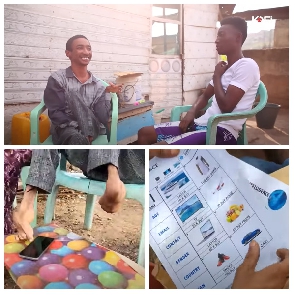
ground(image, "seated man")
xmin=138 ymin=16 xmax=260 ymax=145
xmin=44 ymin=35 xmax=122 ymax=145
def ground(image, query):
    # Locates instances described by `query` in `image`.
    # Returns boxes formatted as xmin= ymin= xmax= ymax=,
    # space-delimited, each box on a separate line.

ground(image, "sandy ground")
xmin=5 ymin=185 xmax=143 ymax=289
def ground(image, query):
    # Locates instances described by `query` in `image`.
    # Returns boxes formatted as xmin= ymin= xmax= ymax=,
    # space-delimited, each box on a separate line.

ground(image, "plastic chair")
xmin=20 ymin=154 xmax=145 ymax=267
xmin=29 ymin=79 xmax=118 ymax=145
xmin=170 ymin=81 xmax=268 ymax=144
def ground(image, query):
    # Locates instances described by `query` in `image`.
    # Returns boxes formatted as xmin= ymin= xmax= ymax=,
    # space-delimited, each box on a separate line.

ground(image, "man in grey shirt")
xmin=13 ymin=149 xmax=145 ymax=241
xmin=44 ymin=35 xmax=122 ymax=145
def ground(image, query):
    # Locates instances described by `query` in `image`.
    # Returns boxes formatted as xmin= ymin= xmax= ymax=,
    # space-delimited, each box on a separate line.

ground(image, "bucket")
xmin=115 ymin=73 xmax=142 ymax=104
xmin=254 ymin=103 xmax=281 ymax=129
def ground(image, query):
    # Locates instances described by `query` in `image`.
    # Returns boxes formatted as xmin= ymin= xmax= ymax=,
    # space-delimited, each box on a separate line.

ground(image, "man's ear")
xmin=65 ymin=50 xmax=70 ymax=59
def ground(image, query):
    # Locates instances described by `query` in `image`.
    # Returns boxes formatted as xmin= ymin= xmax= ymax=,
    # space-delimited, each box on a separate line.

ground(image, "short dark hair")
xmin=220 ymin=16 xmax=247 ymax=44
xmin=66 ymin=35 xmax=88 ymax=51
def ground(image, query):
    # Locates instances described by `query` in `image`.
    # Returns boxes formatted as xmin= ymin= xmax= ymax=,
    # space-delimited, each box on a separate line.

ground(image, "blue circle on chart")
xmin=268 ymin=190 xmax=287 ymax=210
xmin=179 ymin=156 xmax=184 ymax=161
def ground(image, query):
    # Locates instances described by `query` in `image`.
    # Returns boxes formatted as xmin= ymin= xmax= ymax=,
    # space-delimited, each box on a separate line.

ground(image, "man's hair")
xmin=220 ymin=16 xmax=247 ymax=44
xmin=66 ymin=35 xmax=88 ymax=51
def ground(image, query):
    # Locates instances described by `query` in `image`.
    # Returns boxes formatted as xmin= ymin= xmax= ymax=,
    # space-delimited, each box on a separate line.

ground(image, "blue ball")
xmin=11 ymin=260 xmax=37 ymax=277
xmin=51 ymin=245 xmax=74 ymax=257
xmin=37 ymin=226 xmax=54 ymax=233
xmin=89 ymin=260 xmax=115 ymax=275
xmin=268 ymin=190 xmax=287 ymax=210
xmin=76 ymin=283 xmax=100 ymax=289
xmin=45 ymin=282 xmax=72 ymax=289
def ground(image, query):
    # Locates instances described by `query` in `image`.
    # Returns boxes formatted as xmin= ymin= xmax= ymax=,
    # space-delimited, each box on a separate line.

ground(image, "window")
xmin=152 ymin=4 xmax=182 ymax=55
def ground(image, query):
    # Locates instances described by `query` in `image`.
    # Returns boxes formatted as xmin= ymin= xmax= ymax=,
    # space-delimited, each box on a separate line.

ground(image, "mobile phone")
xmin=19 ymin=236 xmax=55 ymax=261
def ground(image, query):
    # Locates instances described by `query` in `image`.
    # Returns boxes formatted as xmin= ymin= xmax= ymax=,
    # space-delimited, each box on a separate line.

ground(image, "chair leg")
xmin=84 ymin=194 xmax=97 ymax=230
xmin=137 ymin=211 xmax=145 ymax=267
xmin=44 ymin=185 xmax=59 ymax=224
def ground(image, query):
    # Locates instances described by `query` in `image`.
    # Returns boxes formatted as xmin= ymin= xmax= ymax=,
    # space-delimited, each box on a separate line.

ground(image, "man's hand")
xmin=232 ymin=240 xmax=289 ymax=289
xmin=213 ymin=61 xmax=228 ymax=78
xmin=179 ymin=112 xmax=195 ymax=134
xmin=106 ymin=82 xmax=123 ymax=93
xmin=149 ymin=149 xmax=180 ymax=160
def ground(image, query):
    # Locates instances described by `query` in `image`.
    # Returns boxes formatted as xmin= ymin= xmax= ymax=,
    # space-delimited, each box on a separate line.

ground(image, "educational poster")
xmin=149 ymin=150 xmax=289 ymax=289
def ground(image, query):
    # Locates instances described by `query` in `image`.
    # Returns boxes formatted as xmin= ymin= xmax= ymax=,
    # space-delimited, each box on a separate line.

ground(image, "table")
xmin=4 ymin=223 xmax=145 ymax=289
xmin=150 ymin=165 xmax=289 ymax=289
xmin=117 ymin=101 xmax=155 ymax=144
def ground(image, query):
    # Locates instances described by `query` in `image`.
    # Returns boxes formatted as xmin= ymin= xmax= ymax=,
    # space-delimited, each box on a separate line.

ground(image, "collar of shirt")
xmin=66 ymin=66 xmax=97 ymax=85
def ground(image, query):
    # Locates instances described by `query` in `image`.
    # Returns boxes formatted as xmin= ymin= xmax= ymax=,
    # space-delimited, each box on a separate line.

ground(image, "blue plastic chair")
xmin=29 ymin=79 xmax=118 ymax=145
xmin=20 ymin=154 xmax=145 ymax=266
xmin=170 ymin=81 xmax=268 ymax=144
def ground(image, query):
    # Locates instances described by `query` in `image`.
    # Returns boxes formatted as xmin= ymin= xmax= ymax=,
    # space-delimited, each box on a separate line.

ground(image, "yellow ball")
xmin=103 ymin=251 xmax=120 ymax=266
xmin=67 ymin=240 xmax=89 ymax=251
xmin=127 ymin=279 xmax=145 ymax=289
xmin=54 ymin=228 xmax=69 ymax=235
xmin=6 ymin=235 xmax=18 ymax=243
xmin=134 ymin=273 xmax=145 ymax=285
xmin=4 ymin=243 xmax=25 ymax=254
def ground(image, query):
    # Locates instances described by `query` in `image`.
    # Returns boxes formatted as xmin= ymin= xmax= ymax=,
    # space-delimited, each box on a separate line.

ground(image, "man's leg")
xmin=138 ymin=121 xmax=183 ymax=145
xmin=53 ymin=126 xmax=90 ymax=145
xmin=13 ymin=149 xmax=60 ymax=241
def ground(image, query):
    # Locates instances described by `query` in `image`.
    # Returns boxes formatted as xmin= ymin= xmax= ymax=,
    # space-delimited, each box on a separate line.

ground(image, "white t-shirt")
xmin=195 ymin=58 xmax=260 ymax=139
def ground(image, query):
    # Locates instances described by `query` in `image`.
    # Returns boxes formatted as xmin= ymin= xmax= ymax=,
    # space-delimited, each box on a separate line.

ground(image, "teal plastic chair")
xmin=29 ymin=79 xmax=118 ymax=145
xmin=20 ymin=155 xmax=145 ymax=266
xmin=171 ymin=81 xmax=268 ymax=144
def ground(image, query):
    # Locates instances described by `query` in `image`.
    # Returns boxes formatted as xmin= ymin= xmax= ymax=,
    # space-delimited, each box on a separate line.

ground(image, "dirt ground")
xmin=5 ymin=181 xmax=143 ymax=289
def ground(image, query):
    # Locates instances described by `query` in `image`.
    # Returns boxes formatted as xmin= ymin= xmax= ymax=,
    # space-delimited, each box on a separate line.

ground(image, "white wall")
xmin=183 ymin=4 xmax=219 ymax=105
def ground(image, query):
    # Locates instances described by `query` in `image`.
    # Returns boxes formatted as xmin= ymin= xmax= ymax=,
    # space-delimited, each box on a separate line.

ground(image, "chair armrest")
xmin=109 ymin=93 xmax=118 ymax=144
xmin=206 ymin=98 xmax=267 ymax=144
xmin=30 ymin=100 xmax=47 ymax=145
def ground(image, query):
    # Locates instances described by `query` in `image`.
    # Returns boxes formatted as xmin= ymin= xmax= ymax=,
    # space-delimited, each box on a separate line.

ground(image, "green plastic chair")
xmin=170 ymin=81 xmax=268 ymax=144
xmin=20 ymin=154 xmax=145 ymax=267
xmin=29 ymin=79 xmax=118 ymax=145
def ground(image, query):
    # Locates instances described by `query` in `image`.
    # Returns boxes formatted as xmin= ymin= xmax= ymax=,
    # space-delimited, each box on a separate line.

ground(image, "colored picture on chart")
xmin=212 ymin=177 xmax=224 ymax=194
xmin=197 ymin=219 xmax=215 ymax=245
xmin=175 ymin=194 xmax=204 ymax=222
xmin=160 ymin=171 xmax=189 ymax=198
xmin=196 ymin=156 xmax=210 ymax=176
xmin=241 ymin=229 xmax=262 ymax=246
xmin=226 ymin=204 xmax=244 ymax=223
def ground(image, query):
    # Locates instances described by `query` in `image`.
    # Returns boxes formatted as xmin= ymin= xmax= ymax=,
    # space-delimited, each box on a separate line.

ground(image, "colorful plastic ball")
xmin=67 ymin=240 xmax=89 ymax=251
xmin=39 ymin=232 xmax=58 ymax=238
xmin=57 ymin=236 xmax=71 ymax=243
xmin=38 ymin=253 xmax=61 ymax=267
xmin=68 ymin=269 xmax=97 ymax=287
xmin=48 ymin=240 xmax=63 ymax=250
xmin=54 ymin=228 xmax=69 ymax=235
xmin=4 ymin=243 xmax=25 ymax=254
xmin=45 ymin=282 xmax=72 ymax=289
xmin=39 ymin=264 xmax=69 ymax=282
xmin=62 ymin=254 xmax=89 ymax=269
xmin=76 ymin=283 xmax=100 ymax=289
xmin=4 ymin=253 xmax=23 ymax=268
xmin=103 ymin=251 xmax=120 ymax=266
xmin=37 ymin=226 xmax=55 ymax=233
xmin=134 ymin=273 xmax=145 ymax=285
xmin=121 ymin=272 xmax=136 ymax=280
xmin=6 ymin=235 xmax=18 ymax=243
xmin=98 ymin=271 xmax=127 ymax=289
xmin=116 ymin=259 xmax=136 ymax=274
xmin=67 ymin=232 xmax=83 ymax=240
xmin=268 ymin=190 xmax=287 ymax=210
xmin=127 ymin=279 xmax=145 ymax=289
xmin=81 ymin=247 xmax=105 ymax=260
xmin=11 ymin=260 xmax=37 ymax=277
xmin=51 ymin=246 xmax=74 ymax=257
xmin=89 ymin=260 xmax=115 ymax=275
xmin=17 ymin=275 xmax=44 ymax=289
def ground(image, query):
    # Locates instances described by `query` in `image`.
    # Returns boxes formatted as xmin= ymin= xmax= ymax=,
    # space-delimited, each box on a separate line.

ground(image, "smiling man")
xmin=137 ymin=16 xmax=260 ymax=145
xmin=44 ymin=35 xmax=122 ymax=145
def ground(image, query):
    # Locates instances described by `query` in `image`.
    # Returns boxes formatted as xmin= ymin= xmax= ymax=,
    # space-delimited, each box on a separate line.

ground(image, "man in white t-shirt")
xmin=137 ymin=16 xmax=260 ymax=145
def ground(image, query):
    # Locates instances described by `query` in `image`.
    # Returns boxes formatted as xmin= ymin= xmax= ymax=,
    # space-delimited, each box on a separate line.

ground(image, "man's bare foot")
xmin=99 ymin=165 xmax=126 ymax=213
xmin=13 ymin=187 xmax=36 ymax=241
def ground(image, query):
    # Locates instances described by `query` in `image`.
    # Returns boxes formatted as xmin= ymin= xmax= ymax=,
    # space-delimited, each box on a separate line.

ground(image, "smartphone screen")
xmin=19 ymin=236 xmax=55 ymax=260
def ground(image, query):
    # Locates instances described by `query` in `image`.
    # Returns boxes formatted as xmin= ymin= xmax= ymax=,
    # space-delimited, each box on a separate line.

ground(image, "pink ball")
xmin=39 ymin=264 xmax=69 ymax=282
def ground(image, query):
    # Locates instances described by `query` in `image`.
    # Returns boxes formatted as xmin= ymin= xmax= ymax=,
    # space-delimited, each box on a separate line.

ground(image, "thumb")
xmin=242 ymin=240 xmax=260 ymax=271
xmin=150 ymin=149 xmax=180 ymax=159
xmin=109 ymin=82 xmax=114 ymax=86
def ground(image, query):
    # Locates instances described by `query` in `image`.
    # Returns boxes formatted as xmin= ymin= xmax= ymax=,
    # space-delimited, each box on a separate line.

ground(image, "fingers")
xmin=276 ymin=248 xmax=289 ymax=261
xmin=149 ymin=149 xmax=180 ymax=159
xmin=277 ymin=248 xmax=289 ymax=275
xmin=241 ymin=240 xmax=260 ymax=271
